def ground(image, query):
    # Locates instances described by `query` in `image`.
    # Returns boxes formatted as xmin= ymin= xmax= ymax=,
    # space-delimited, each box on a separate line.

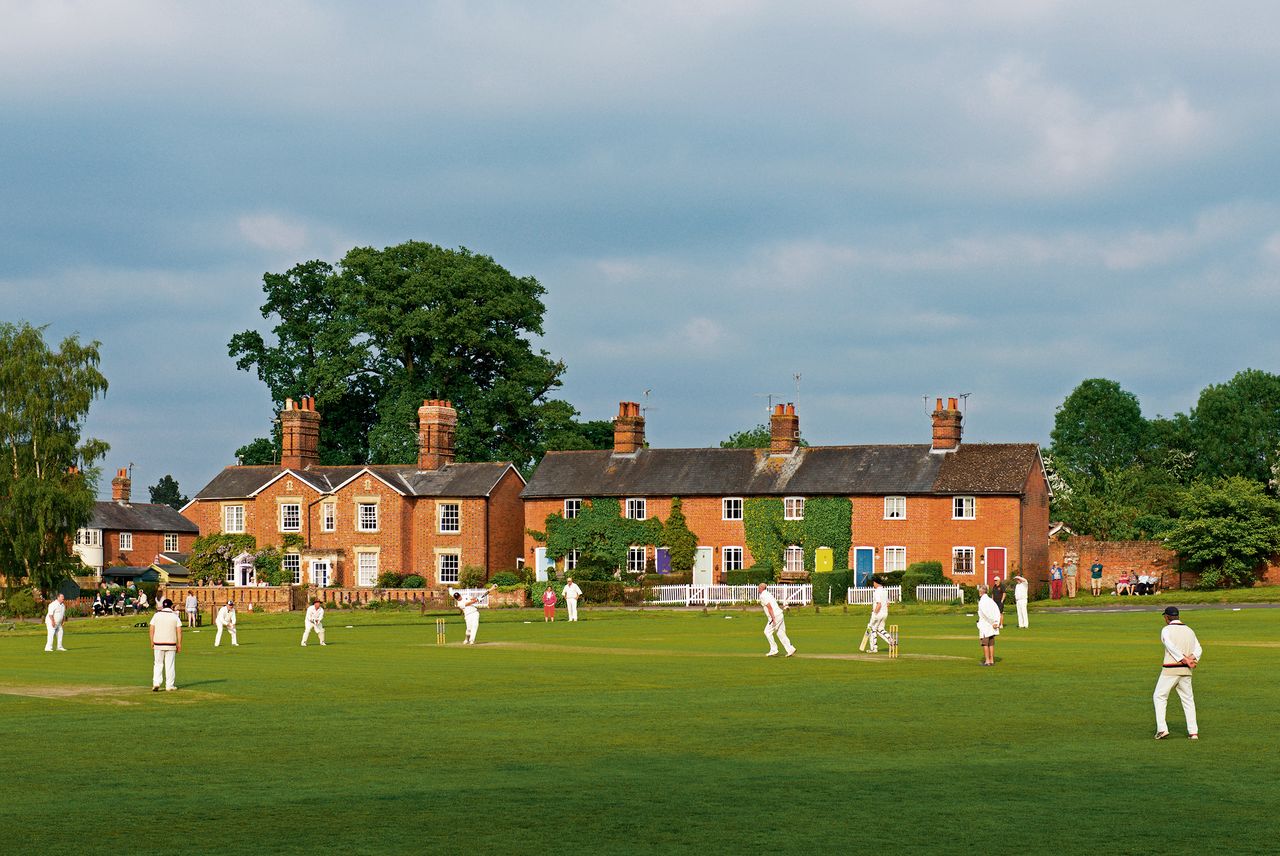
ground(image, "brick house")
xmin=521 ymin=399 xmax=1050 ymax=587
xmin=72 ymin=468 xmax=200 ymax=580
xmin=182 ymin=398 xmax=525 ymax=587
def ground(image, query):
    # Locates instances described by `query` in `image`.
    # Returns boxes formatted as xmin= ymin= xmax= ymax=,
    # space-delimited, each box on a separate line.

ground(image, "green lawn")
xmin=2 ymin=604 xmax=1276 ymax=855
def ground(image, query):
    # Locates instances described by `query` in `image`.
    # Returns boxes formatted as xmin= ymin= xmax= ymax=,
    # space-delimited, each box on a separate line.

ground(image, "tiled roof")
xmin=88 ymin=501 xmax=200 ymax=533
xmin=192 ymin=462 xmax=518 ymax=501
xmin=521 ymin=444 xmax=1041 ymax=498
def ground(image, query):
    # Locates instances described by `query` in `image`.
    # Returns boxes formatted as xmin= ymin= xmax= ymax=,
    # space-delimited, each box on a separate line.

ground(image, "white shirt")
xmin=185 ymin=594 xmax=198 ymax=612
xmin=216 ymin=605 xmax=236 ymax=627
xmin=1014 ymin=580 xmax=1028 ymax=602
xmin=1161 ymin=621 xmax=1202 ymax=667
xmin=977 ymin=594 xmax=1001 ymax=637
xmin=305 ymin=604 xmax=324 ymax=625
xmin=871 ymin=586 xmax=889 ymax=617
xmin=758 ymin=589 xmax=783 ymax=624
xmin=459 ymin=598 xmax=479 ymax=619
xmin=563 ymin=583 xmax=583 ymax=601
xmin=46 ymin=600 xmax=65 ymax=627
xmin=150 ymin=609 xmax=182 ymax=645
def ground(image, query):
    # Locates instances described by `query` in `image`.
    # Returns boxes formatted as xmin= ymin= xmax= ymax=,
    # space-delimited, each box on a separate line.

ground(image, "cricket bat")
xmin=858 ymin=630 xmax=870 ymax=652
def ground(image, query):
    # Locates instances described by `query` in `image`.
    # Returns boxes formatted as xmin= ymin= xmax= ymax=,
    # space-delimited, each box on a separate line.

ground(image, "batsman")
xmin=859 ymin=576 xmax=896 ymax=654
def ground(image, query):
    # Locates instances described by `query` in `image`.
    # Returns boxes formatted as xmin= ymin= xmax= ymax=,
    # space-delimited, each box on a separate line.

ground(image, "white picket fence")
xmin=846 ymin=584 xmax=964 ymax=604
xmin=847 ymin=586 xmax=902 ymax=605
xmin=647 ymin=584 xmax=813 ymax=607
xmin=916 ymin=584 xmax=965 ymax=603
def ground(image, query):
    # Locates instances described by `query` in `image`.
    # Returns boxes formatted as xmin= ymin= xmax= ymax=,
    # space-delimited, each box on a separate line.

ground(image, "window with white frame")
xmin=627 ymin=545 xmax=647 ymax=573
xmin=952 ymin=547 xmax=976 ymax=575
xmin=565 ymin=550 xmax=579 ymax=572
xmin=625 ymin=498 xmax=646 ymax=520
xmin=358 ymin=503 xmax=379 ymax=532
xmin=953 ymin=496 xmax=976 ymax=519
xmin=438 ymin=502 xmax=460 ymax=533
xmin=784 ymin=497 xmax=805 ymax=520
xmin=723 ymin=546 xmax=744 ymax=572
xmin=280 ymin=503 xmax=301 ymax=532
xmin=119 ymin=532 xmax=133 ymax=551
xmin=884 ymin=496 xmax=906 ymax=520
xmin=223 ymin=505 xmax=245 ymax=533
xmin=884 ymin=546 xmax=906 ymax=573
xmin=784 ymin=545 xmax=803 ymax=574
xmin=164 ymin=533 xmax=179 ymax=552
xmin=438 ymin=553 xmax=460 ymax=584
xmin=564 ymin=499 xmax=582 ymax=519
xmin=283 ymin=553 xmax=302 ymax=585
xmin=322 ymin=502 xmax=336 ymax=532
xmin=75 ymin=528 xmax=101 ymax=547
xmin=356 ymin=552 xmax=378 ymax=587
xmin=722 ymin=498 xmax=744 ymax=520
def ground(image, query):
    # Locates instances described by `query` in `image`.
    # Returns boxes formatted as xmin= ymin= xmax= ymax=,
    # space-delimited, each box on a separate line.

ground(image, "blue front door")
xmin=854 ymin=548 xmax=874 ymax=586
xmin=655 ymin=547 xmax=671 ymax=574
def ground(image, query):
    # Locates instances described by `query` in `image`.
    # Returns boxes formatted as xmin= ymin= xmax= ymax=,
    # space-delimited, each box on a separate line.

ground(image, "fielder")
xmin=149 ymin=599 xmax=183 ymax=691
xmin=301 ymin=599 xmax=326 ymax=646
xmin=863 ymin=577 xmax=894 ymax=653
xmin=563 ymin=577 xmax=583 ymax=622
xmin=454 ymin=590 xmax=481 ymax=644
xmin=757 ymin=582 xmax=795 ymax=657
xmin=1012 ymin=573 xmax=1029 ymax=629
xmin=44 ymin=593 xmax=67 ymax=652
xmin=1154 ymin=606 xmax=1201 ymax=740
xmin=214 ymin=600 xmax=238 ymax=647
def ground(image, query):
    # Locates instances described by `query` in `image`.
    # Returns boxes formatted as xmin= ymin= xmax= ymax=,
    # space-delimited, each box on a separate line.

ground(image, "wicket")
xmin=436 ymin=618 xmax=446 ymax=646
xmin=889 ymin=624 xmax=899 ymax=658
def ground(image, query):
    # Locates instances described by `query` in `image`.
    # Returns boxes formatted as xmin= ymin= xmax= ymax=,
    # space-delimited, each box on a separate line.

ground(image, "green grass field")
xmin=2 ymin=603 xmax=1277 ymax=855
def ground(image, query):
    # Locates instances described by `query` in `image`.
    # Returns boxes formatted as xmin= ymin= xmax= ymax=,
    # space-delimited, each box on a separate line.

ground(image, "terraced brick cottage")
xmin=182 ymin=398 xmax=525 ymax=587
xmin=72 ymin=467 xmax=200 ymax=580
xmin=521 ymin=399 xmax=1050 ymax=587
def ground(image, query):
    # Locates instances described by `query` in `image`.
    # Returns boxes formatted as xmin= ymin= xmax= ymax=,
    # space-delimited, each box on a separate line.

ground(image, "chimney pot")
xmin=948 ymin=397 xmax=958 ymax=411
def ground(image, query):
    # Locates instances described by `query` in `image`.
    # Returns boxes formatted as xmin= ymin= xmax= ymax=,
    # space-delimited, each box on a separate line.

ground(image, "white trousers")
xmin=866 ymin=614 xmax=893 ymax=651
xmin=1154 ymin=671 xmax=1198 ymax=734
xmin=567 ymin=598 xmax=579 ymax=621
xmin=45 ymin=624 xmax=64 ymax=650
xmin=215 ymin=624 xmax=237 ymax=646
xmin=465 ymin=612 xmax=479 ymax=643
xmin=1016 ymin=600 xmax=1029 ymax=628
xmin=302 ymin=622 xmax=325 ymax=645
xmin=765 ymin=619 xmax=795 ymax=655
xmin=152 ymin=648 xmax=177 ymax=689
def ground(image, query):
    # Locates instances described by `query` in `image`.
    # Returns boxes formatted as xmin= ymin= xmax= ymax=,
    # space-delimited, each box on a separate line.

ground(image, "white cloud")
xmin=237 ymin=213 xmax=310 ymax=254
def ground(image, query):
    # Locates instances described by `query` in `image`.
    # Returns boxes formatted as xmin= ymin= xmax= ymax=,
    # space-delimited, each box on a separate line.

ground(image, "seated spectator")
xmin=137 ymin=591 xmax=150 ymax=610
xmin=92 ymin=594 xmax=107 ymax=617
xmin=1116 ymin=572 xmax=1132 ymax=596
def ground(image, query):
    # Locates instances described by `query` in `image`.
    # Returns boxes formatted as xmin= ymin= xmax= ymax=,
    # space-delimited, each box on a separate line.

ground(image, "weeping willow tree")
xmin=0 ymin=323 xmax=109 ymax=592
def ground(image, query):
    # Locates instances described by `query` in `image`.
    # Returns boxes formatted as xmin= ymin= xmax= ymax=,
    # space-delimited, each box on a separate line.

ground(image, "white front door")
xmin=310 ymin=560 xmax=329 ymax=587
xmin=534 ymin=547 xmax=549 ymax=582
xmin=693 ymin=546 xmax=714 ymax=586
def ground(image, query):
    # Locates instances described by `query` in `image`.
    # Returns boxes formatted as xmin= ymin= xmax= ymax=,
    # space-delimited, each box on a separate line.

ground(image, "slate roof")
xmin=88 ymin=501 xmax=200 ymax=533
xmin=520 ymin=444 xmax=1042 ymax=499
xmin=192 ymin=462 xmax=518 ymax=501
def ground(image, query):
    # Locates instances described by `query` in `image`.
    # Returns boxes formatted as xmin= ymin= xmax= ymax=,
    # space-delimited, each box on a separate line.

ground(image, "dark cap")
xmin=1162 ymin=606 xmax=1179 ymax=617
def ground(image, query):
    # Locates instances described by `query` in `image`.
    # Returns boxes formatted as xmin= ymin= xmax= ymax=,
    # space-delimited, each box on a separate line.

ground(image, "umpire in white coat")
xmin=976 ymin=585 xmax=1002 ymax=666
xmin=1154 ymin=606 xmax=1202 ymax=740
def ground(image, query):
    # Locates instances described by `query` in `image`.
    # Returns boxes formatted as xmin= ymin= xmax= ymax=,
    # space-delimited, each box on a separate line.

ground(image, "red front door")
xmin=985 ymin=547 xmax=1006 ymax=586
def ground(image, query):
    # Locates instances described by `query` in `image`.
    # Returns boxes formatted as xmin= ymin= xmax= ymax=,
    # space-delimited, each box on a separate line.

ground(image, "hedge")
xmin=725 ymin=567 xmax=776 ymax=586
xmin=809 ymin=571 xmax=853 ymax=604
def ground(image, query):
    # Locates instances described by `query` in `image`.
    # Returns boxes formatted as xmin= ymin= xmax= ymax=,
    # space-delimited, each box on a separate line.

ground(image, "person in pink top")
xmin=542 ymin=585 xmax=557 ymax=622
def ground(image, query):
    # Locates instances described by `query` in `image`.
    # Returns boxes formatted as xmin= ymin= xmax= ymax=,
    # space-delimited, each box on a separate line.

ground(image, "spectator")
xmin=542 ymin=585 xmax=557 ymax=622
xmin=991 ymin=576 xmax=1006 ymax=616
xmin=1116 ymin=572 xmax=1132 ymax=596
xmin=1064 ymin=553 xmax=1079 ymax=599
xmin=1089 ymin=557 xmax=1104 ymax=596
xmin=1049 ymin=564 xmax=1064 ymax=599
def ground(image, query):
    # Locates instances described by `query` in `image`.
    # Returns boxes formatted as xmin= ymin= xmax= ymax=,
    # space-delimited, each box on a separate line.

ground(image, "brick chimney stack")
xmin=770 ymin=403 xmax=800 ymax=455
xmin=111 ymin=467 xmax=131 ymax=503
xmin=280 ymin=395 xmax=322 ymax=470
xmin=931 ymin=397 xmax=963 ymax=452
xmin=418 ymin=399 xmax=458 ymax=470
xmin=613 ymin=401 xmax=645 ymax=454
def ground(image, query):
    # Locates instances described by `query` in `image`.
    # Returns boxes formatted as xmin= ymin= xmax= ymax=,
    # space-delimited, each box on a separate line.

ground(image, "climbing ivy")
xmin=539 ymin=498 xmax=663 ymax=571
xmin=744 ymin=496 xmax=851 ymax=572
xmin=664 ymin=497 xmax=698 ymax=571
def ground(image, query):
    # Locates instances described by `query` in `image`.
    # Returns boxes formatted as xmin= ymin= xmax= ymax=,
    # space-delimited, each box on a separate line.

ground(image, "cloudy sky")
xmin=4 ymin=1 xmax=1279 ymax=499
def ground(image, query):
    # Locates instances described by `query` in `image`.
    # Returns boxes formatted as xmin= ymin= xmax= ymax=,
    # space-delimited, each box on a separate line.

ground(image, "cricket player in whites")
xmin=44 ymin=593 xmax=68 ymax=652
xmin=860 ymin=577 xmax=895 ymax=653
xmin=758 ymin=582 xmax=795 ymax=657
xmin=453 ymin=590 xmax=482 ymax=644
xmin=563 ymin=577 xmax=583 ymax=622
xmin=301 ymin=599 xmax=326 ymax=646
xmin=1154 ymin=606 xmax=1202 ymax=740
xmin=214 ymin=600 xmax=238 ymax=647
